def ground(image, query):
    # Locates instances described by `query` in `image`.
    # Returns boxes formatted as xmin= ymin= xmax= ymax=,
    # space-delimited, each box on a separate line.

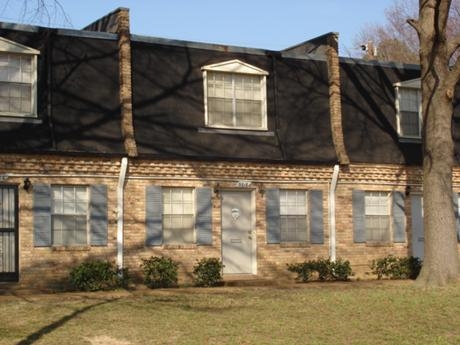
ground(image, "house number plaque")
xmin=236 ymin=180 xmax=252 ymax=188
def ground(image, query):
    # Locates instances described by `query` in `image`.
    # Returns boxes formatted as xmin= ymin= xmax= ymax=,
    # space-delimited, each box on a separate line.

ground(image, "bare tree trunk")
xmin=409 ymin=0 xmax=460 ymax=287
xmin=419 ymin=82 xmax=460 ymax=286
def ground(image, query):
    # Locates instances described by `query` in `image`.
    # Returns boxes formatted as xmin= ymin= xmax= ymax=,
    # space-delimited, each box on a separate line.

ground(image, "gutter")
xmin=329 ymin=164 xmax=340 ymax=261
xmin=117 ymin=157 xmax=128 ymax=274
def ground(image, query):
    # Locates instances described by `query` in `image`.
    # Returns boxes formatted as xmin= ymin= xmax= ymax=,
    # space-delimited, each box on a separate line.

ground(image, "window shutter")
xmin=196 ymin=187 xmax=212 ymax=245
xmin=90 ymin=184 xmax=108 ymax=246
xmin=266 ymin=189 xmax=280 ymax=244
xmin=352 ymin=190 xmax=366 ymax=243
xmin=309 ymin=190 xmax=324 ymax=244
xmin=33 ymin=184 xmax=52 ymax=247
xmin=453 ymin=192 xmax=460 ymax=242
xmin=392 ymin=191 xmax=406 ymax=243
xmin=146 ymin=186 xmax=163 ymax=246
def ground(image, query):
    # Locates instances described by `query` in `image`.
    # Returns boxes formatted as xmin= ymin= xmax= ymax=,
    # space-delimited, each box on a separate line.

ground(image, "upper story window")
xmin=394 ymin=78 xmax=421 ymax=140
xmin=0 ymin=37 xmax=39 ymax=118
xmin=202 ymin=60 xmax=268 ymax=130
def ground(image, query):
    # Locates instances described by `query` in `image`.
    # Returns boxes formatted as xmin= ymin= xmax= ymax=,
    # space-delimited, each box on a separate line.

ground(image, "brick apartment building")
xmin=0 ymin=8 xmax=459 ymax=288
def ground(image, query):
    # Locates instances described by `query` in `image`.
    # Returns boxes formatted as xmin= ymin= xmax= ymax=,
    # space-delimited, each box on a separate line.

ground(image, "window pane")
xmin=400 ymin=111 xmax=420 ymax=137
xmin=400 ymin=88 xmax=419 ymax=111
xmin=162 ymin=188 xmax=194 ymax=244
xmin=208 ymin=98 xmax=233 ymax=126
xmin=75 ymin=187 xmax=87 ymax=202
xmin=0 ymin=53 xmax=34 ymax=116
xmin=365 ymin=192 xmax=389 ymax=215
xmin=281 ymin=216 xmax=307 ymax=242
xmin=52 ymin=186 xmax=88 ymax=245
xmin=365 ymin=192 xmax=390 ymax=242
xmin=365 ymin=215 xmax=390 ymax=242
xmin=207 ymin=71 xmax=265 ymax=129
xmin=399 ymin=88 xmax=421 ymax=137
xmin=75 ymin=202 xmax=87 ymax=214
xmin=280 ymin=190 xmax=307 ymax=242
xmin=63 ymin=201 xmax=75 ymax=214
xmin=235 ymin=100 xmax=262 ymax=127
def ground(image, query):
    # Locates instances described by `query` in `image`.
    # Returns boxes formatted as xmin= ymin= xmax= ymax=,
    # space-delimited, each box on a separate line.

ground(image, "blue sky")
xmin=0 ymin=1 xmax=396 ymax=56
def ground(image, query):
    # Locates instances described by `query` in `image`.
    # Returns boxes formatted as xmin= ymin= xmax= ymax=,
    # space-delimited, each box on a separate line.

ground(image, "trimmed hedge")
xmin=69 ymin=260 xmax=128 ymax=291
xmin=141 ymin=256 xmax=178 ymax=288
xmin=287 ymin=258 xmax=352 ymax=282
xmin=193 ymin=258 xmax=224 ymax=287
xmin=370 ymin=255 xmax=422 ymax=280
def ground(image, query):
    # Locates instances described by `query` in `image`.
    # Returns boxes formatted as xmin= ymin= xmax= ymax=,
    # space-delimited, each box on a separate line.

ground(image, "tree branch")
xmin=407 ymin=18 xmax=421 ymax=35
xmin=448 ymin=55 xmax=460 ymax=86
xmin=447 ymin=34 xmax=460 ymax=58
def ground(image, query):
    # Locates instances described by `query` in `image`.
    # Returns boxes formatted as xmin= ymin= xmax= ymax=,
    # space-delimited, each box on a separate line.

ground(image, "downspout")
xmin=329 ymin=164 xmax=340 ymax=262
xmin=117 ymin=157 xmax=128 ymax=274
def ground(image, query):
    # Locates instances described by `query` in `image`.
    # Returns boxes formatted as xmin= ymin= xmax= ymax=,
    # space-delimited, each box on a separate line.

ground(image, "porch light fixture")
xmin=23 ymin=177 xmax=32 ymax=192
xmin=405 ymin=185 xmax=411 ymax=196
xmin=214 ymin=183 xmax=220 ymax=198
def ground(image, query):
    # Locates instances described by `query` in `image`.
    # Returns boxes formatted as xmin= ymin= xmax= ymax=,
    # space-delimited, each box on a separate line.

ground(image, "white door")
xmin=221 ymin=191 xmax=255 ymax=274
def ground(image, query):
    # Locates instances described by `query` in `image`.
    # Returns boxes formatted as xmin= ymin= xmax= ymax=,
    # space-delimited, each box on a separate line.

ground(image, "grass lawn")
xmin=1 ymin=281 xmax=459 ymax=345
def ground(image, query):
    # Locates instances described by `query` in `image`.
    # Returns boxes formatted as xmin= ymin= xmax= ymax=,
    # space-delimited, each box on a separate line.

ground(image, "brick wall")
xmin=123 ymin=159 xmax=332 ymax=284
xmin=0 ymin=154 xmax=120 ymax=289
xmin=1 ymin=154 xmax=460 ymax=288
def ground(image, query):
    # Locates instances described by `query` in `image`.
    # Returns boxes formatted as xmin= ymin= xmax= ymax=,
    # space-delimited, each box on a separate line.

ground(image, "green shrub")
xmin=287 ymin=258 xmax=352 ymax=282
xmin=287 ymin=262 xmax=313 ymax=282
xmin=69 ymin=260 xmax=128 ymax=291
xmin=141 ymin=256 xmax=178 ymax=288
xmin=370 ymin=255 xmax=422 ymax=280
xmin=193 ymin=258 xmax=224 ymax=287
xmin=330 ymin=258 xmax=353 ymax=281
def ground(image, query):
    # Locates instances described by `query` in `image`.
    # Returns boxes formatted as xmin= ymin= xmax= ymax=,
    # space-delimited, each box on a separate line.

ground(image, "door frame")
xmin=0 ymin=184 xmax=19 ymax=282
xmin=220 ymin=189 xmax=257 ymax=275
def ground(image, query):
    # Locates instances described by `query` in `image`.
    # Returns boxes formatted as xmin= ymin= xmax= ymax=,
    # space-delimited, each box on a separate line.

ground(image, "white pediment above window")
xmin=394 ymin=78 xmax=420 ymax=89
xmin=0 ymin=36 xmax=40 ymax=55
xmin=201 ymin=59 xmax=268 ymax=76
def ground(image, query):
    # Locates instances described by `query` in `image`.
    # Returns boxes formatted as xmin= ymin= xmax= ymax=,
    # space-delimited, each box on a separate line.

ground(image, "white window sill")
xmin=162 ymin=244 xmax=197 ymax=249
xmin=51 ymin=245 xmax=91 ymax=251
xmin=280 ymin=242 xmax=310 ymax=248
xmin=0 ymin=116 xmax=42 ymax=124
xmin=365 ymin=242 xmax=393 ymax=247
xmin=398 ymin=136 xmax=421 ymax=143
xmin=198 ymin=128 xmax=274 ymax=136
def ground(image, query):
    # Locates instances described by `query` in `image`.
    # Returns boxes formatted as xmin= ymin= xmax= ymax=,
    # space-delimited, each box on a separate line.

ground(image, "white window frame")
xmin=162 ymin=187 xmax=195 ymax=244
xmin=394 ymin=78 xmax=422 ymax=139
xmin=279 ymin=189 xmax=309 ymax=243
xmin=202 ymin=59 xmax=268 ymax=130
xmin=0 ymin=37 xmax=39 ymax=118
xmin=364 ymin=191 xmax=391 ymax=243
xmin=51 ymin=185 xmax=89 ymax=246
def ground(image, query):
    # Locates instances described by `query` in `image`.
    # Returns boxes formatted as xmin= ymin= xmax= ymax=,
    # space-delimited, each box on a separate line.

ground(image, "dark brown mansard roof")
xmin=2 ymin=17 xmax=457 ymax=166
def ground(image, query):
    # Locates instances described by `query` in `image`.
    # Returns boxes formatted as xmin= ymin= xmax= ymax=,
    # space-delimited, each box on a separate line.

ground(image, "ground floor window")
xmin=364 ymin=191 xmax=390 ymax=242
xmin=162 ymin=187 xmax=194 ymax=244
xmin=279 ymin=190 xmax=308 ymax=242
xmin=51 ymin=186 xmax=88 ymax=245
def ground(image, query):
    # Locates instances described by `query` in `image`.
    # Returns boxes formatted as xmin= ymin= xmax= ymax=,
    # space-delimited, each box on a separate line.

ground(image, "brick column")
xmin=116 ymin=8 xmax=138 ymax=157
xmin=326 ymin=33 xmax=349 ymax=165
